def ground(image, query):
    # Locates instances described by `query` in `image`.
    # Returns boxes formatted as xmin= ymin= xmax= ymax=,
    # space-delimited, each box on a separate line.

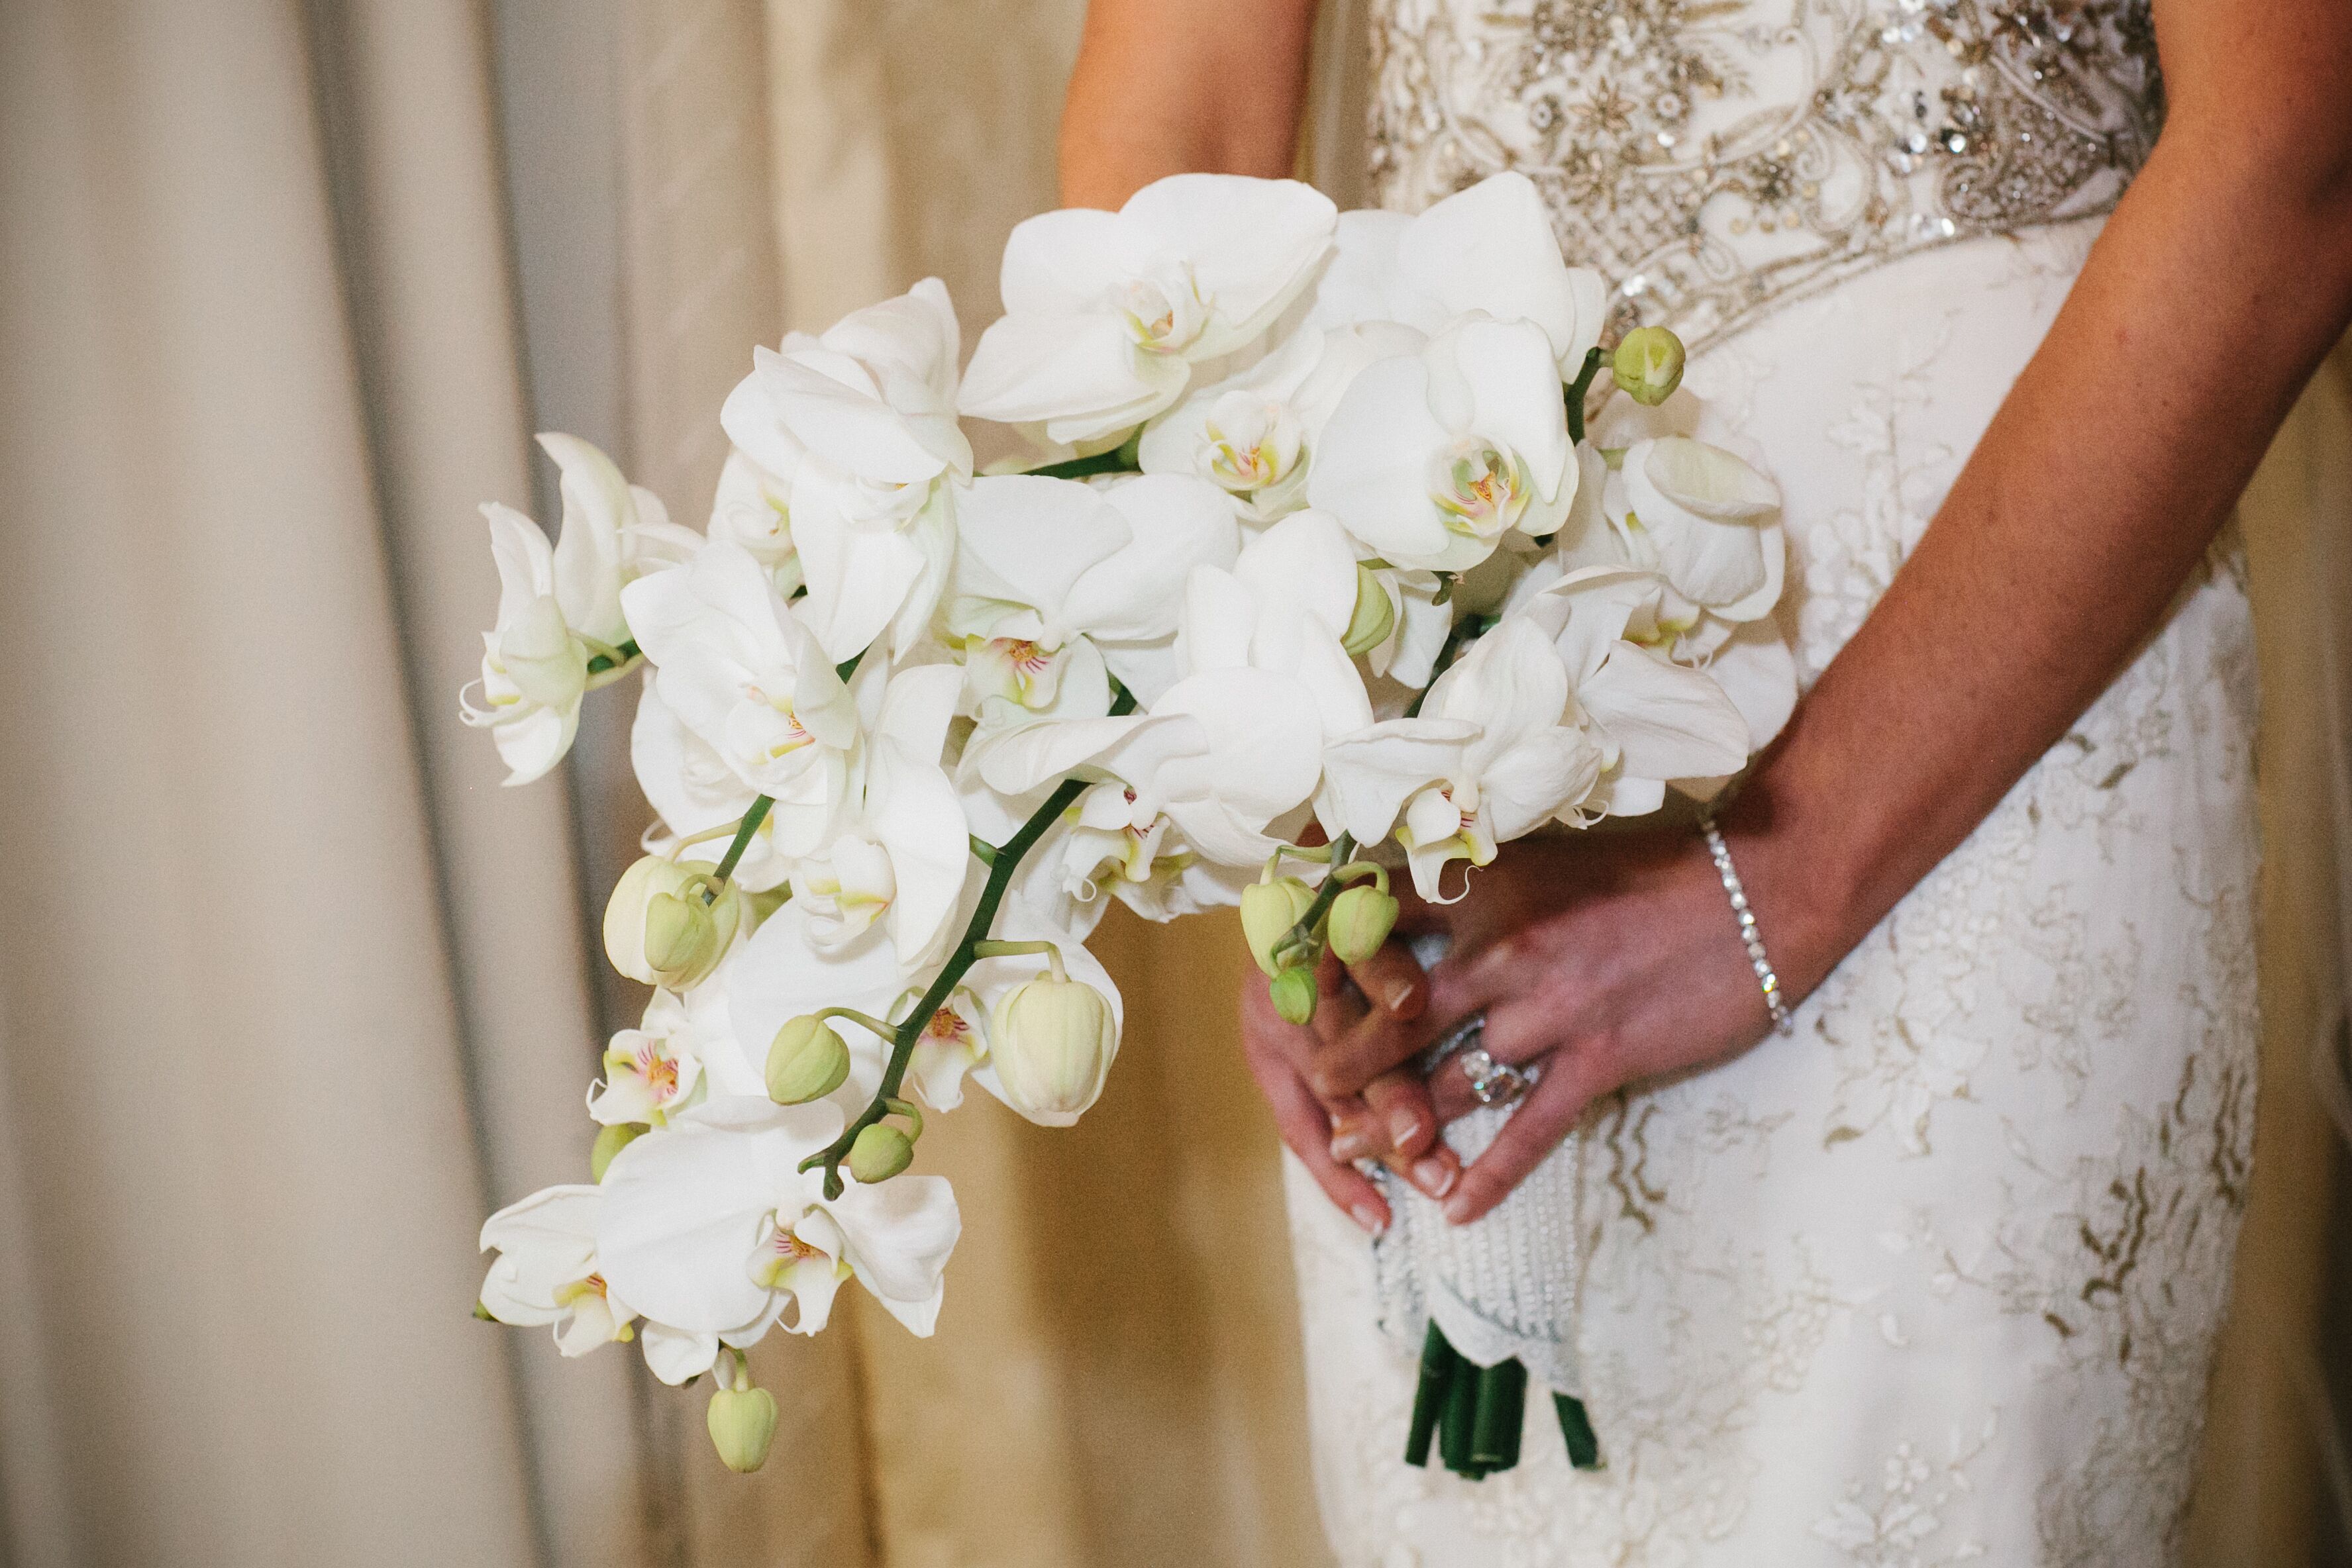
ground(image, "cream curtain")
xmin=0 ymin=1 xmax=576 ymax=1563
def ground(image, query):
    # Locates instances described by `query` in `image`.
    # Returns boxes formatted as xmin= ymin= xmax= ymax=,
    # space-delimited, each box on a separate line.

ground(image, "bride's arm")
xmin=1297 ymin=0 xmax=2352 ymax=1222
xmin=1060 ymin=0 xmax=1319 ymax=207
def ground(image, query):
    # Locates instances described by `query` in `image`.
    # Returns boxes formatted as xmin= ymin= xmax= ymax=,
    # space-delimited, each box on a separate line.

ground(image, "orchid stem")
xmin=707 ymin=795 xmax=772 ymax=895
xmin=814 ymin=1006 xmax=897 ymax=1038
xmin=586 ymin=638 xmax=641 ymax=676
xmin=1274 ymin=832 xmax=1355 ymax=965
xmin=970 ymin=938 xmax=1067 ymax=981
xmin=1564 ymin=345 xmax=1605 ymax=445
xmin=800 ymin=687 xmax=1138 ymax=1196
xmin=670 ymin=818 xmax=746 ymax=855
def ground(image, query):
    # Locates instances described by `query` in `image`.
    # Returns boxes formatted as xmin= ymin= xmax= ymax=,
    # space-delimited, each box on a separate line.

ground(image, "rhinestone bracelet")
xmin=1699 ymin=812 xmax=1794 ymax=1036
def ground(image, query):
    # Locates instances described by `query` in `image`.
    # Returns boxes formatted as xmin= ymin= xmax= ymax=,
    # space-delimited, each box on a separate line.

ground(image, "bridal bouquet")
xmin=465 ymin=170 xmax=1794 ymax=1476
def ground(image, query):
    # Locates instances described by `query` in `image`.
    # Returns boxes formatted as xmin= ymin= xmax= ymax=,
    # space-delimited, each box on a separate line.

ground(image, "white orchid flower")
xmin=1535 ymin=565 xmax=1757 ymax=816
xmin=597 ymin=1098 xmax=960 ymax=1339
xmin=787 ymin=661 xmax=970 ymax=966
xmin=727 ymin=900 xmax=908 ymax=1114
xmin=1135 ymin=322 xmax=1416 ymax=523
xmin=460 ymin=435 xmax=697 ymax=785
xmin=619 ymin=540 xmax=859 ymax=854
xmin=1392 ymin=616 xmax=1609 ymax=901
xmin=958 ymin=174 xmax=1338 ymax=445
xmin=1596 ymin=436 xmax=1786 ymax=624
xmin=968 ymin=511 xmax=1466 ymax=865
xmin=629 ymin=682 xmax=791 ymax=893
xmin=1305 ymin=172 xmax=1608 ymax=375
xmin=706 ymin=448 xmax=804 ymax=599
xmin=719 ymin=280 xmax=972 ymax=663
xmin=590 ymin=980 xmax=768 ymax=1128
xmin=948 ymin=472 xmax=1240 ymax=726
xmin=1309 ymin=317 xmax=1578 ymax=573
xmin=478 ymin=1185 xmax=639 ymax=1357
xmin=1028 ymin=780 xmax=1255 ymax=927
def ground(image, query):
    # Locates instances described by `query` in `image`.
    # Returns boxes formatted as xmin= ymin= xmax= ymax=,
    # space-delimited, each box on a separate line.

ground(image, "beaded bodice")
xmin=1367 ymin=0 xmax=2160 ymax=350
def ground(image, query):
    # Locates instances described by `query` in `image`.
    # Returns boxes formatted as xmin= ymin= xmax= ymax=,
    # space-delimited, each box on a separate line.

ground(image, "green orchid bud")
xmin=1611 ymin=326 xmax=1686 ymax=407
xmin=766 ymin=1014 xmax=851 ymax=1104
xmin=1241 ymin=875 xmax=1318 ymax=977
xmin=1342 ymin=564 xmax=1398 ymax=657
xmin=848 ymin=1122 xmax=915 ymax=1183
xmin=1327 ymin=883 xmax=1400 ymax=965
xmin=988 ymin=975 xmax=1117 ymax=1125
xmin=643 ymin=891 xmax=715 ymax=975
xmin=604 ymin=855 xmax=742 ymax=989
xmin=1269 ymin=964 xmax=1318 ymax=1026
xmin=707 ymin=1385 xmax=780 ymax=1474
xmin=590 ymin=1122 xmax=644 ymax=1182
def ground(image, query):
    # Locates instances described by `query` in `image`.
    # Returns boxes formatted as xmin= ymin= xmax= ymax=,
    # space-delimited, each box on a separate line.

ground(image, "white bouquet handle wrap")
xmin=1372 ymin=933 xmax=1588 ymax=1401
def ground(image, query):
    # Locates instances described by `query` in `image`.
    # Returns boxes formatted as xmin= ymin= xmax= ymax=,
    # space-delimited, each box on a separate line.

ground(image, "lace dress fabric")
xmin=1284 ymin=6 xmax=2261 ymax=1565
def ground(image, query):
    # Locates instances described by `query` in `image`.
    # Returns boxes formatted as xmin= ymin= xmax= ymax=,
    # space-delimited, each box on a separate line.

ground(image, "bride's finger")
xmin=1425 ymin=1001 xmax=1561 ymax=1123
xmin=1305 ymin=989 xmax=1445 ymax=1102
xmin=1441 ymin=1047 xmax=1613 ymax=1225
xmin=1258 ymin=1055 xmax=1392 ymax=1236
xmin=1340 ymin=939 xmax=1427 ymax=1020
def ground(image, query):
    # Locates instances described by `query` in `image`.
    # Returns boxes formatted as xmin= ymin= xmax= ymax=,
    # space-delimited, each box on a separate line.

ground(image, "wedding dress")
xmin=1284 ymin=3 xmax=2263 ymax=1563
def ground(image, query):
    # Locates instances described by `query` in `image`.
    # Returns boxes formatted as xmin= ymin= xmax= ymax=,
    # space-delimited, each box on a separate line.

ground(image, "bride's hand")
xmin=1305 ymin=820 xmax=1821 ymax=1225
xmin=1238 ymin=941 xmax=1464 ymax=1234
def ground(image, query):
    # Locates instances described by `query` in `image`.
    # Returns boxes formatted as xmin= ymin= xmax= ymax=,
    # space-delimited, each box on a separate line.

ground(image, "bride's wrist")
xmin=1706 ymin=765 xmax=1879 ymax=1008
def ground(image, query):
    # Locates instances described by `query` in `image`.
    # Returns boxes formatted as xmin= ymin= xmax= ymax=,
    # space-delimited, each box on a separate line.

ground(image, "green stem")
xmin=813 ymin=1006 xmax=897 ymax=1039
xmin=800 ymin=687 xmax=1137 ymax=1195
xmin=1405 ymin=1320 xmax=1457 ymax=1467
xmin=1564 ymin=344 xmax=1605 ymax=445
xmin=1272 ymin=832 xmax=1355 ymax=967
xmin=1023 ymin=428 xmax=1144 ymax=481
xmin=586 ymin=638 xmax=641 ymax=676
xmin=709 ymin=794 xmax=772 ymax=891
xmin=1554 ymin=1394 xmax=1603 ymax=1471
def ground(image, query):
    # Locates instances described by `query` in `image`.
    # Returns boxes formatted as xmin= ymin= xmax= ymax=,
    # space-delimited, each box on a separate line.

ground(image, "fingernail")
xmin=1330 ymin=1126 xmax=1372 ymax=1162
xmin=1351 ymin=1202 xmax=1388 ymax=1236
xmin=1388 ymin=1107 xmax=1422 ymax=1150
xmin=1442 ymin=1191 xmax=1475 ymax=1224
xmin=1412 ymin=1157 xmax=1457 ymax=1199
xmin=1384 ymin=981 xmax=1423 ymax=1016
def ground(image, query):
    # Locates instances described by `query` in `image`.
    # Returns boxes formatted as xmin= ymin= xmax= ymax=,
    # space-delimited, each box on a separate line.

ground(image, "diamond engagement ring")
xmin=1458 ymin=1044 xmax=1536 ymax=1108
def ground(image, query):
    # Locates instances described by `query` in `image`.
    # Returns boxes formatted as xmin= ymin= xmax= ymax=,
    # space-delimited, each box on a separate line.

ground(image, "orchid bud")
xmin=848 ymin=1122 xmax=915 ymax=1183
xmin=1611 ymin=326 xmax=1686 ymax=407
xmin=988 ymin=975 xmax=1117 ymax=1126
xmin=1327 ymin=884 xmax=1400 ymax=965
xmin=643 ymin=892 xmax=715 ymax=976
xmin=605 ymin=855 xmax=742 ymax=989
xmin=1269 ymin=965 xmax=1318 ymax=1026
xmin=1241 ymin=876 xmax=1317 ymax=977
xmin=766 ymin=1015 xmax=851 ymax=1104
xmin=499 ymin=593 xmax=589 ymax=709
xmin=590 ymin=1122 xmax=643 ymax=1182
xmin=1341 ymin=564 xmax=1397 ymax=657
xmin=707 ymin=1385 xmax=780 ymax=1473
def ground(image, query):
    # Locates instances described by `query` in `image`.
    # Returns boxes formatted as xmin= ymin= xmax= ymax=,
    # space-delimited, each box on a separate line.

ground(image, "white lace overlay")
xmin=1284 ymin=221 xmax=2259 ymax=1567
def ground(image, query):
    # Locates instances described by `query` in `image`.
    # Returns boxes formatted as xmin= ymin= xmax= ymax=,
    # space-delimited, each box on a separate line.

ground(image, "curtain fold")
xmin=0 ymin=1 xmax=554 ymax=1562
